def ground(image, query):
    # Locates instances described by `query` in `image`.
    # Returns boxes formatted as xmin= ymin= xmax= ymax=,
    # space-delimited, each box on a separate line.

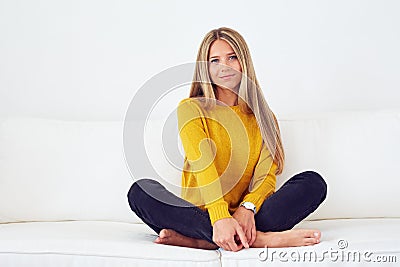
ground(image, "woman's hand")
xmin=232 ymin=206 xmax=257 ymax=246
xmin=212 ymin=217 xmax=249 ymax=251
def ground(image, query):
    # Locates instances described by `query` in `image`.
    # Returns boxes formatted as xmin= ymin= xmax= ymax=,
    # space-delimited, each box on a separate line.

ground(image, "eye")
xmin=210 ymin=58 xmax=219 ymax=64
xmin=229 ymin=55 xmax=237 ymax=60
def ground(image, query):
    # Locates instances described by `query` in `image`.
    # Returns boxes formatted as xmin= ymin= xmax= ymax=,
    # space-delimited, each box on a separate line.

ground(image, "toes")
xmin=304 ymin=237 xmax=319 ymax=246
xmin=300 ymin=230 xmax=313 ymax=238
xmin=304 ymin=238 xmax=318 ymax=246
xmin=313 ymin=230 xmax=321 ymax=239
xmin=304 ymin=241 xmax=316 ymax=246
xmin=302 ymin=229 xmax=321 ymax=239
xmin=155 ymin=236 xmax=169 ymax=244
xmin=155 ymin=236 xmax=168 ymax=244
xmin=159 ymin=229 xmax=170 ymax=239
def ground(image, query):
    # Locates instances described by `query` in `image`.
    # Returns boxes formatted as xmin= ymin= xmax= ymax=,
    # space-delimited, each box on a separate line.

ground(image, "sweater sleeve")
xmin=177 ymin=99 xmax=232 ymax=225
xmin=241 ymin=142 xmax=277 ymax=213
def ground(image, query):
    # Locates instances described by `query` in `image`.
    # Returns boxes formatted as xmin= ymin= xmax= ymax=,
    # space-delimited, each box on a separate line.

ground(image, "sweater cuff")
xmin=241 ymin=193 xmax=264 ymax=214
xmin=207 ymin=201 xmax=232 ymax=225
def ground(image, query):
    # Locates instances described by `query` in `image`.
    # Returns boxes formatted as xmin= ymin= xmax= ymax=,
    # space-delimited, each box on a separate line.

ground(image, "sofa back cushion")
xmin=0 ymin=109 xmax=399 ymax=223
xmin=0 ymin=118 xmax=139 ymax=223
xmin=277 ymin=110 xmax=400 ymax=220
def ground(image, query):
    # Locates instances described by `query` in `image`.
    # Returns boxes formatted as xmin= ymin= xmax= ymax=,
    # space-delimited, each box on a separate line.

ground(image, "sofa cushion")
xmin=220 ymin=218 xmax=400 ymax=266
xmin=0 ymin=221 xmax=221 ymax=267
xmin=1 ymin=219 xmax=398 ymax=267
xmin=1 ymin=109 xmax=399 ymax=223
xmin=277 ymin=109 xmax=400 ymax=220
xmin=0 ymin=118 xmax=139 ymax=223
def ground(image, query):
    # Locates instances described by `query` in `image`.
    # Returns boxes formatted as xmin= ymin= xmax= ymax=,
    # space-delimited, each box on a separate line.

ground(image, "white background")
xmin=0 ymin=0 xmax=399 ymax=120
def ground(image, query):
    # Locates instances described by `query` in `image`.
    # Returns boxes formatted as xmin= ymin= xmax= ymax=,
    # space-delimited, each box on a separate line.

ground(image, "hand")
xmin=233 ymin=206 xmax=256 ymax=246
xmin=212 ymin=217 xmax=249 ymax=251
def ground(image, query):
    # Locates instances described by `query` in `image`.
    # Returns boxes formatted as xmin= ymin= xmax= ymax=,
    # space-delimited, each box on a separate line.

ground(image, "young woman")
xmin=127 ymin=27 xmax=327 ymax=252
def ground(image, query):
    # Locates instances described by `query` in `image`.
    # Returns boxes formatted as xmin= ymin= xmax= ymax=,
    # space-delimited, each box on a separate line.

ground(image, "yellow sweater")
xmin=177 ymin=98 xmax=277 ymax=225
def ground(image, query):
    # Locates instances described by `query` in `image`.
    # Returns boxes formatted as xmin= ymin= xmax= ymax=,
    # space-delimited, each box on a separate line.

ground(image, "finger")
xmin=228 ymin=238 xmax=242 ymax=252
xmin=222 ymin=238 xmax=237 ymax=251
xmin=246 ymin=230 xmax=252 ymax=246
xmin=236 ymin=225 xmax=249 ymax=248
xmin=217 ymin=241 xmax=230 ymax=251
xmin=222 ymin=243 xmax=230 ymax=251
xmin=223 ymin=241 xmax=234 ymax=251
xmin=215 ymin=241 xmax=223 ymax=250
xmin=250 ymin=227 xmax=257 ymax=246
xmin=228 ymin=234 xmax=243 ymax=252
xmin=245 ymin=229 xmax=252 ymax=244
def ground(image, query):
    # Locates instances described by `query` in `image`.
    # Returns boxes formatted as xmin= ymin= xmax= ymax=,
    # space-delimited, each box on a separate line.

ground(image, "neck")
xmin=216 ymin=87 xmax=238 ymax=106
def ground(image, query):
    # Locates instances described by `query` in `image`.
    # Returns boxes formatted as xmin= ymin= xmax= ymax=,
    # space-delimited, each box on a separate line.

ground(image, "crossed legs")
xmin=127 ymin=171 xmax=327 ymax=249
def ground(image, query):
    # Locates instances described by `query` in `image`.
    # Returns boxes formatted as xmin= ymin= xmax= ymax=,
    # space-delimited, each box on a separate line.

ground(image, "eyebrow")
xmin=209 ymin=52 xmax=236 ymax=59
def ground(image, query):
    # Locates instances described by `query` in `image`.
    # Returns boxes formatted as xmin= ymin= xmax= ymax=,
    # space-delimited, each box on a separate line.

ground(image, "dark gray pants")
xmin=127 ymin=171 xmax=327 ymax=245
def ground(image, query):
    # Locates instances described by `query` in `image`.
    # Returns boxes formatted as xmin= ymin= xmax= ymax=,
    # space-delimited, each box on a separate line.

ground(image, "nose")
xmin=218 ymin=61 xmax=234 ymax=73
xmin=220 ymin=64 xmax=231 ymax=72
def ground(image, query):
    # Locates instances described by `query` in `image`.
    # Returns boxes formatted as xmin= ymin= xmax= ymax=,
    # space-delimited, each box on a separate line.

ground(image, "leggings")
xmin=127 ymin=170 xmax=327 ymax=245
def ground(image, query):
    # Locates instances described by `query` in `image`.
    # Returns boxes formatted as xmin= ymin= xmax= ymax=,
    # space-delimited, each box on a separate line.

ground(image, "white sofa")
xmin=1 ymin=109 xmax=399 ymax=266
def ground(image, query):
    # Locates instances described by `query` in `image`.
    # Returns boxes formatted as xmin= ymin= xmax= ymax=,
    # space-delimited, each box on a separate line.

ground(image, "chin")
xmin=218 ymin=82 xmax=240 ymax=92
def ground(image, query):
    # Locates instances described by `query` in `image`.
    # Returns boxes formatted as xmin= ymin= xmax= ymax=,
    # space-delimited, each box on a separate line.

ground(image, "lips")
xmin=220 ymin=74 xmax=235 ymax=79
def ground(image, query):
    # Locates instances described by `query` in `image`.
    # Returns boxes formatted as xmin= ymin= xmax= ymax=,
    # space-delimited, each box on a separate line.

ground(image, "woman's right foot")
xmin=252 ymin=229 xmax=321 ymax=248
xmin=154 ymin=229 xmax=218 ymax=250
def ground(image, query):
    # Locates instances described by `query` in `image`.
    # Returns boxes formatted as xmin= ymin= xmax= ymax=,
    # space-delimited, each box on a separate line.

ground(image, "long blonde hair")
xmin=189 ymin=27 xmax=285 ymax=175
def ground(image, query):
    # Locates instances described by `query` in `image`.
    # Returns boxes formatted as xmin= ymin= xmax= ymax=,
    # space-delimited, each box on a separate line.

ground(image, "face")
xmin=208 ymin=39 xmax=242 ymax=94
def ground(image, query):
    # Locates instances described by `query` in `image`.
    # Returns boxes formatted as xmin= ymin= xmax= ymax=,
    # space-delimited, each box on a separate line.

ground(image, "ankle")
xmin=195 ymin=238 xmax=218 ymax=250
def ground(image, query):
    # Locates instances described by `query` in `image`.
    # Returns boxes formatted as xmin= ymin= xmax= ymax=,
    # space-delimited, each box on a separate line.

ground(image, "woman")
xmin=127 ymin=27 xmax=327 ymax=252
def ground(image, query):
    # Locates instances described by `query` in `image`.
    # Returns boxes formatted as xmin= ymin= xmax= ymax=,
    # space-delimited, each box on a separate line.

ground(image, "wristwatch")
xmin=240 ymin=202 xmax=256 ymax=214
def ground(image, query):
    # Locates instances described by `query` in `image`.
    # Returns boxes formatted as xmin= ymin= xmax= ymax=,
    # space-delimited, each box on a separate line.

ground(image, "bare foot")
xmin=252 ymin=229 xmax=321 ymax=248
xmin=154 ymin=229 xmax=218 ymax=250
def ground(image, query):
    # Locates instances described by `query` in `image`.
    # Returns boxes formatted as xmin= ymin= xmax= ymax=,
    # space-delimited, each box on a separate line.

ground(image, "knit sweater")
xmin=177 ymin=98 xmax=277 ymax=225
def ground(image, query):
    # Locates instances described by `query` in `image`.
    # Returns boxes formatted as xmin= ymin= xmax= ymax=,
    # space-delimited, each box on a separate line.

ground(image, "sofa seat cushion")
xmin=0 ymin=221 xmax=221 ymax=267
xmin=220 ymin=218 xmax=400 ymax=266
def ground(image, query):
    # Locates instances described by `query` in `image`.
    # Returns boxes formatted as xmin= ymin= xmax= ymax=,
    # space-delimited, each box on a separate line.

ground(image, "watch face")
xmin=242 ymin=202 xmax=256 ymax=212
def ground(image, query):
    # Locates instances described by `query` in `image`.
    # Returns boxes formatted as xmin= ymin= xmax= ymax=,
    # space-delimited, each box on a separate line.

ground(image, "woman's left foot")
xmin=154 ymin=229 xmax=218 ymax=250
xmin=251 ymin=229 xmax=321 ymax=248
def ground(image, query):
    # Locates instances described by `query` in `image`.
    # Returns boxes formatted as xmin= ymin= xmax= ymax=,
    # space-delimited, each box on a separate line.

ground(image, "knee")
xmin=127 ymin=178 xmax=157 ymax=210
xmin=300 ymin=171 xmax=327 ymax=201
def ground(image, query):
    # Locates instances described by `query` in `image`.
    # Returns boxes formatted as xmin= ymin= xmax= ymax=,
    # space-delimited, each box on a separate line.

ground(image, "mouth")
xmin=219 ymin=74 xmax=235 ymax=79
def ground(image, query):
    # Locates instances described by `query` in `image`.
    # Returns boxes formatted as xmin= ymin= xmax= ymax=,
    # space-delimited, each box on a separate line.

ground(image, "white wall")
xmin=0 ymin=0 xmax=399 ymax=121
